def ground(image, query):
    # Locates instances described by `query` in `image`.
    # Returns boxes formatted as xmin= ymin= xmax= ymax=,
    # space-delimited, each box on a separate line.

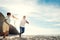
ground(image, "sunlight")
xmin=1 ymin=4 xmax=35 ymax=33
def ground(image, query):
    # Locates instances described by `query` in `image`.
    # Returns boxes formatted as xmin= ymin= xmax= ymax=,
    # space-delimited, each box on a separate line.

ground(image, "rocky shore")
xmin=0 ymin=35 xmax=60 ymax=40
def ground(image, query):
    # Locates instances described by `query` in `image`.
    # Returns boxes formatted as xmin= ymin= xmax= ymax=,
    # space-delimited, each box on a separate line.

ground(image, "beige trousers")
xmin=3 ymin=22 xmax=9 ymax=33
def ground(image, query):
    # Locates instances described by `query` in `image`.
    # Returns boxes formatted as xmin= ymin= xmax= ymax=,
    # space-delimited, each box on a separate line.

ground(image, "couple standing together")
xmin=3 ymin=12 xmax=29 ymax=38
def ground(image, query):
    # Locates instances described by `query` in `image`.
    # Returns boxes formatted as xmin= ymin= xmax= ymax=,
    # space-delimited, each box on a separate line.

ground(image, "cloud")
xmin=0 ymin=0 xmax=23 ymax=5
xmin=23 ymin=24 xmax=60 ymax=35
xmin=0 ymin=0 xmax=36 ymax=5
xmin=30 ymin=5 xmax=60 ymax=22
xmin=53 ymin=24 xmax=60 ymax=27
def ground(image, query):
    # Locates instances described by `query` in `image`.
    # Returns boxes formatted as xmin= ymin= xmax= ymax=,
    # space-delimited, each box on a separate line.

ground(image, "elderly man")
xmin=20 ymin=16 xmax=29 ymax=37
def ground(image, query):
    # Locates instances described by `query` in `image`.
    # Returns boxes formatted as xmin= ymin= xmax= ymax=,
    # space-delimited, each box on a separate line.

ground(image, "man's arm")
xmin=26 ymin=20 xmax=29 ymax=24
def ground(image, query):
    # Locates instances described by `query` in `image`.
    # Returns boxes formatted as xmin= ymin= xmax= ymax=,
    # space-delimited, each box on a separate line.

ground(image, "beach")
xmin=0 ymin=35 xmax=60 ymax=40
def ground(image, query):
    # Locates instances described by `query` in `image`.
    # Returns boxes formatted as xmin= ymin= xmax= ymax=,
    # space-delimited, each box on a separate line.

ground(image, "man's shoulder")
xmin=21 ymin=19 xmax=26 ymax=21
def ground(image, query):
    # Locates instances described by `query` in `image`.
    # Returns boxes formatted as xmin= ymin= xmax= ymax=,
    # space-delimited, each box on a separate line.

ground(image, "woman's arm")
xmin=3 ymin=19 xmax=9 ymax=25
xmin=12 ymin=15 xmax=18 ymax=19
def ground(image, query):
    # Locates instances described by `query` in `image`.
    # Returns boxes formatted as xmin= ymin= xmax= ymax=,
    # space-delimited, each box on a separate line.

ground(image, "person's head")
xmin=7 ymin=12 xmax=11 ymax=16
xmin=23 ymin=16 xmax=26 ymax=19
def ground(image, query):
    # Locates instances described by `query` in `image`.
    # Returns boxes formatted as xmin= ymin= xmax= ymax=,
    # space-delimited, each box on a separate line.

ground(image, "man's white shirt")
xmin=20 ymin=19 xmax=27 ymax=27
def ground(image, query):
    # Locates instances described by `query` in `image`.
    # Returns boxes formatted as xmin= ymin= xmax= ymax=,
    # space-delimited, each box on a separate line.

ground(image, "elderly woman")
xmin=3 ymin=12 xmax=18 ymax=38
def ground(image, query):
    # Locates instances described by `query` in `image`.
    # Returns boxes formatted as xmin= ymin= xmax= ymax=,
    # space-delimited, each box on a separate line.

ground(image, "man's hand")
xmin=26 ymin=20 xmax=29 ymax=24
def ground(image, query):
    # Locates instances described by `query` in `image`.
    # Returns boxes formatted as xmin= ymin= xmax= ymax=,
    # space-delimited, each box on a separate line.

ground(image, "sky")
xmin=0 ymin=0 xmax=60 ymax=35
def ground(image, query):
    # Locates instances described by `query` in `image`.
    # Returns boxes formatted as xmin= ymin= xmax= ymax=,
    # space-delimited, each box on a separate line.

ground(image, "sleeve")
xmin=4 ymin=16 xmax=9 ymax=25
xmin=26 ymin=20 xmax=29 ymax=24
xmin=4 ymin=16 xmax=8 ymax=22
xmin=5 ymin=16 xmax=8 ymax=20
